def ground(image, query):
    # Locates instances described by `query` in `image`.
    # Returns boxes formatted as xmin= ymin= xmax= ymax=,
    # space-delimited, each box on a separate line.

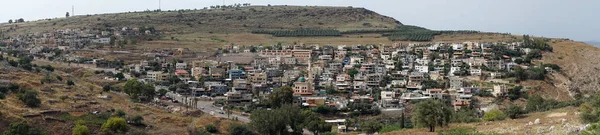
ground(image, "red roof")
xmin=175 ymin=70 xmax=189 ymax=75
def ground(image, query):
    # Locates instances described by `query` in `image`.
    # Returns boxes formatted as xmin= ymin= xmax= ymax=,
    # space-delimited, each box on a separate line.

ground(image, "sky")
xmin=2 ymin=0 xmax=599 ymax=41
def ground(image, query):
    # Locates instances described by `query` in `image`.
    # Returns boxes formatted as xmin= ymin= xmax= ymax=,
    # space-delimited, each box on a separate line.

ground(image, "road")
xmin=165 ymin=92 xmax=250 ymax=123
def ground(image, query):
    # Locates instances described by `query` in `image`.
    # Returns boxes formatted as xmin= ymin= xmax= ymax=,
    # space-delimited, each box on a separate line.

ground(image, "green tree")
xmin=300 ymin=110 xmax=332 ymax=134
xmin=412 ymin=99 xmax=452 ymax=132
xmin=525 ymin=95 xmax=545 ymax=113
xmin=66 ymin=12 xmax=70 ymax=17
xmin=101 ymin=117 xmax=128 ymax=133
xmin=123 ymin=79 xmax=156 ymax=101
xmin=250 ymin=104 xmax=303 ymax=135
xmin=18 ymin=90 xmax=41 ymax=107
xmin=115 ymin=73 xmax=125 ymax=80
xmin=3 ymin=122 xmax=49 ymax=135
xmin=228 ymin=123 xmax=255 ymax=135
xmin=116 ymin=109 xmax=126 ymax=117
xmin=483 ymin=109 xmax=506 ymax=121
xmin=359 ymin=119 xmax=382 ymax=134
xmin=452 ymin=107 xmax=480 ymax=123
xmin=205 ymin=124 xmax=218 ymax=133
xmin=346 ymin=68 xmax=359 ymax=79
xmin=67 ymin=80 xmax=75 ymax=85
xmin=268 ymin=86 xmax=294 ymax=108
xmin=103 ymin=85 xmax=111 ymax=92
xmin=505 ymin=104 xmax=523 ymax=119
xmin=8 ymin=19 xmax=12 ymax=23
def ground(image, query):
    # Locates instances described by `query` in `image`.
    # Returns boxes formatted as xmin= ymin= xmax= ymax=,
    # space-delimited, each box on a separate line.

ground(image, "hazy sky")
xmin=2 ymin=0 xmax=598 ymax=41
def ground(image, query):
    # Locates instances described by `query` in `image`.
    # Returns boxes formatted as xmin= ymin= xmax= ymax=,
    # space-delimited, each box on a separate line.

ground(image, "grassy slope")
xmin=0 ymin=55 xmax=238 ymax=134
xmin=0 ymin=6 xmax=399 ymax=35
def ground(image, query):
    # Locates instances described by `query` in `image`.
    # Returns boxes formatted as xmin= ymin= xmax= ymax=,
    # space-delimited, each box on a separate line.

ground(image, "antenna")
xmin=72 ymin=5 xmax=74 ymax=16
xmin=159 ymin=0 xmax=161 ymax=10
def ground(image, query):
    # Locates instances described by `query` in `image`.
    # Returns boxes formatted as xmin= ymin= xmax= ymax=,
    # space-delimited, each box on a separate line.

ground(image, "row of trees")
xmin=7 ymin=18 xmax=25 ymax=24
xmin=252 ymin=29 xmax=342 ymax=37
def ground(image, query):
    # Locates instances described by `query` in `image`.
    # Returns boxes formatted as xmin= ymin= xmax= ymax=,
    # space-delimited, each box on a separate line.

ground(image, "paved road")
xmin=166 ymin=92 xmax=250 ymax=123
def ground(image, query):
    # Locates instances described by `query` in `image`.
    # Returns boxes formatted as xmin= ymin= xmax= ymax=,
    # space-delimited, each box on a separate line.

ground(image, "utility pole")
xmin=159 ymin=0 xmax=161 ymax=10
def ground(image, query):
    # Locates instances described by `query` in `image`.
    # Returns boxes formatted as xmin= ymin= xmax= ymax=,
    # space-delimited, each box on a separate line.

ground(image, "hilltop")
xmin=0 ymin=5 xmax=400 ymax=35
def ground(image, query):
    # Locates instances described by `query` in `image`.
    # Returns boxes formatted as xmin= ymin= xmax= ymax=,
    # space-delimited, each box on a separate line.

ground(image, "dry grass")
xmin=386 ymin=107 xmax=583 ymax=135
xmin=0 ymin=58 xmax=233 ymax=135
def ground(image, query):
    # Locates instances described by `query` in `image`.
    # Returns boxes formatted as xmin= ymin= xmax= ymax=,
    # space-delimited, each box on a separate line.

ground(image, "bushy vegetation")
xmin=452 ymin=107 xmax=481 ymax=123
xmin=437 ymin=127 xmax=498 ymax=135
xmin=72 ymin=121 xmax=90 ymax=135
xmin=2 ymin=122 xmax=49 ymax=135
xmin=17 ymin=90 xmax=41 ymax=107
xmin=505 ymin=104 xmax=523 ymax=119
xmin=252 ymin=29 xmax=341 ymax=37
xmin=123 ymin=79 xmax=156 ymax=102
xmin=483 ymin=109 xmax=506 ymax=121
xmin=412 ymin=99 xmax=453 ymax=132
xmin=101 ymin=117 xmax=128 ymax=133
xmin=228 ymin=123 xmax=255 ymax=135
xmin=249 ymin=105 xmax=331 ymax=135
xmin=205 ymin=124 xmax=218 ymax=133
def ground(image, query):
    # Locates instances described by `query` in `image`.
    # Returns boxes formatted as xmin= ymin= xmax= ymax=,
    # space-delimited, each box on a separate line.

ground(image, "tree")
xmin=228 ymin=123 xmax=255 ymax=135
xmin=525 ymin=94 xmax=545 ymax=113
xmin=8 ymin=19 xmax=12 ymax=23
xmin=507 ymin=86 xmax=523 ymax=100
xmin=412 ymin=99 xmax=452 ymax=132
xmin=123 ymin=79 xmax=156 ymax=102
xmin=205 ymin=124 xmax=218 ymax=133
xmin=452 ymin=107 xmax=480 ymax=123
xmin=101 ymin=117 xmax=128 ymax=133
xmin=346 ymin=68 xmax=359 ymax=79
xmin=250 ymin=104 xmax=303 ymax=135
xmin=66 ymin=12 xmax=70 ymax=18
xmin=158 ymin=89 xmax=168 ymax=97
xmin=116 ymin=109 xmax=126 ymax=117
xmin=359 ymin=119 xmax=382 ymax=134
xmin=483 ymin=109 xmax=506 ymax=121
xmin=3 ymin=122 xmax=49 ymax=135
xmin=268 ymin=86 xmax=294 ymax=108
xmin=103 ymin=85 xmax=111 ymax=92
xmin=18 ymin=90 xmax=41 ymax=107
xmin=17 ymin=18 xmax=24 ymax=23
xmin=114 ymin=73 xmax=125 ymax=80
xmin=300 ymin=110 xmax=332 ymax=134
xmin=505 ymin=104 xmax=523 ymax=119
xmin=67 ymin=80 xmax=75 ymax=86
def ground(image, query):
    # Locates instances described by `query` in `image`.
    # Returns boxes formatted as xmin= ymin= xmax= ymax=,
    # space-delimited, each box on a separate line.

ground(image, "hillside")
xmin=0 ymin=6 xmax=400 ymax=35
xmin=0 ymin=56 xmax=238 ymax=134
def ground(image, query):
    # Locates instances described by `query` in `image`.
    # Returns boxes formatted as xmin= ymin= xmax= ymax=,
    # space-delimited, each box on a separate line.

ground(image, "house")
xmin=146 ymin=71 xmax=163 ymax=82
xmin=92 ymin=38 xmax=111 ymax=44
xmin=449 ymin=77 xmax=464 ymax=90
xmin=175 ymin=70 xmax=190 ymax=78
xmin=493 ymin=85 xmax=507 ymax=97
xmin=228 ymin=69 xmax=245 ymax=80
xmin=225 ymin=91 xmax=252 ymax=105
xmin=175 ymin=63 xmax=188 ymax=70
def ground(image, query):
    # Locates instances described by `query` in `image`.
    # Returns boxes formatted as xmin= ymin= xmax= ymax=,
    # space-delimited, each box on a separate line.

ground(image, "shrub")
xmin=18 ymin=90 xmax=41 ymax=107
xmin=72 ymin=124 xmax=90 ymax=135
xmin=101 ymin=117 xmax=128 ymax=132
xmin=505 ymin=104 xmax=523 ymax=119
xmin=483 ymin=109 xmax=506 ymax=121
xmin=103 ymin=85 xmax=111 ymax=92
xmin=67 ymin=80 xmax=75 ymax=86
xmin=131 ymin=115 xmax=144 ymax=125
xmin=0 ymin=93 xmax=5 ymax=99
xmin=205 ymin=124 xmax=218 ymax=133
xmin=116 ymin=109 xmax=126 ymax=117
xmin=228 ymin=123 xmax=255 ymax=135
xmin=3 ymin=121 xmax=49 ymax=135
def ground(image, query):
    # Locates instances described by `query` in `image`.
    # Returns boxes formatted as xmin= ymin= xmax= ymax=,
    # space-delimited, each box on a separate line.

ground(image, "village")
xmin=0 ymin=26 xmax=561 ymax=133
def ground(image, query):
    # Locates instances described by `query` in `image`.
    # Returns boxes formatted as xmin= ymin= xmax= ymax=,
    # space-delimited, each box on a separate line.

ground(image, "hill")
xmin=1 ymin=6 xmax=400 ymax=35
